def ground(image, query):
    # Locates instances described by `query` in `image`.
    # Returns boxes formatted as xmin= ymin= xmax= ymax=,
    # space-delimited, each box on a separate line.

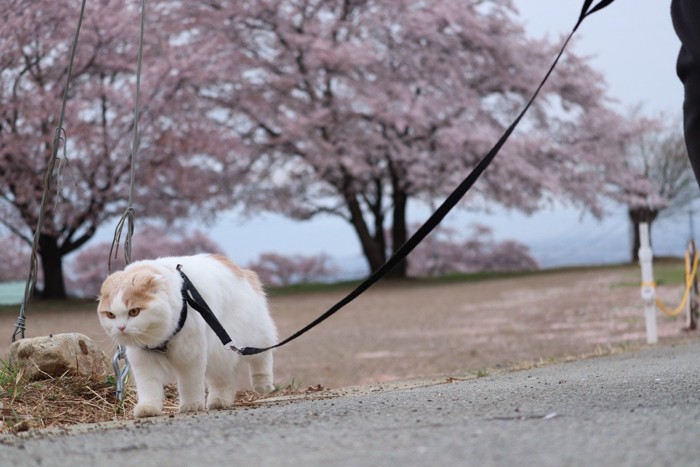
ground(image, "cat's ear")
xmin=132 ymin=271 xmax=166 ymax=293
xmin=99 ymin=271 xmax=124 ymax=303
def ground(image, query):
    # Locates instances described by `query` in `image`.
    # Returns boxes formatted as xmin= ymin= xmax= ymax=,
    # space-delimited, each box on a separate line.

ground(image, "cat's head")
xmin=97 ymin=265 xmax=175 ymax=347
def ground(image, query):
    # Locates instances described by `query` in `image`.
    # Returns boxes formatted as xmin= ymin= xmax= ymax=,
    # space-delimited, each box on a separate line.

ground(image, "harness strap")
xmin=144 ymin=279 xmax=189 ymax=352
xmin=174 ymin=0 xmax=619 ymax=357
xmin=176 ymin=265 xmax=242 ymax=352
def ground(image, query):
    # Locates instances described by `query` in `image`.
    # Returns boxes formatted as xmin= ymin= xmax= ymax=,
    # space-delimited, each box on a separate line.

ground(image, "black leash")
xmin=183 ymin=0 xmax=618 ymax=356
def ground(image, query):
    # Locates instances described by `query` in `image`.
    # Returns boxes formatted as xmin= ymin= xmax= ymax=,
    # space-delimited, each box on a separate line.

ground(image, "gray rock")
xmin=9 ymin=333 xmax=109 ymax=381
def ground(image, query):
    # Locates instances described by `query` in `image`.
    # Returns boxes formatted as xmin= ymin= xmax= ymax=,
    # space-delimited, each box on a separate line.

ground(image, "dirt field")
xmin=0 ymin=265 xmax=695 ymax=389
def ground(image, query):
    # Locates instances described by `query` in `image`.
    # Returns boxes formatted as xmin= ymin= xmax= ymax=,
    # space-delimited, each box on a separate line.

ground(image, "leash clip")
xmin=228 ymin=344 xmax=244 ymax=355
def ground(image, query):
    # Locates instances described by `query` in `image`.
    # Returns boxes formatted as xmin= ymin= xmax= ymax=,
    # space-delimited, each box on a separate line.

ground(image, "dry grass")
xmin=0 ymin=362 xmax=310 ymax=435
xmin=0 ymin=369 xmax=132 ymax=434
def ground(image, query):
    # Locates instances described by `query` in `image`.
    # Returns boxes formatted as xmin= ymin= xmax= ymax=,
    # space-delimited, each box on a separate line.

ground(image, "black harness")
xmin=144 ymin=278 xmax=189 ymax=352
xmin=145 ymin=265 xmax=240 ymax=354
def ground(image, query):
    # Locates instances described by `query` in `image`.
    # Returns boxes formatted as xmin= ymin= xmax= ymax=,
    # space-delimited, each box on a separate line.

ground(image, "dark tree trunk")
xmin=629 ymin=208 xmax=659 ymax=263
xmin=358 ymin=237 xmax=386 ymax=274
xmin=342 ymin=178 xmax=410 ymax=279
xmin=361 ymin=234 xmax=386 ymax=274
xmin=387 ymin=189 xmax=408 ymax=279
xmin=38 ymin=233 xmax=67 ymax=299
xmin=344 ymin=189 xmax=387 ymax=274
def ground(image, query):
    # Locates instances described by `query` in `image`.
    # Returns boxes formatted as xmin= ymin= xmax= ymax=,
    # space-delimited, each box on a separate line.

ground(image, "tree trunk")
xmin=342 ymin=182 xmax=410 ymax=279
xmin=387 ymin=189 xmax=408 ymax=279
xmin=343 ymin=190 xmax=386 ymax=274
xmin=39 ymin=234 xmax=67 ymax=299
xmin=361 ymin=234 xmax=386 ymax=274
xmin=629 ymin=208 xmax=659 ymax=263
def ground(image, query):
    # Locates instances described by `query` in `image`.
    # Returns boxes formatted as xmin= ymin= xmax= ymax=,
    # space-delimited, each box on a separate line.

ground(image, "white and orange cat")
xmin=97 ymin=253 xmax=277 ymax=418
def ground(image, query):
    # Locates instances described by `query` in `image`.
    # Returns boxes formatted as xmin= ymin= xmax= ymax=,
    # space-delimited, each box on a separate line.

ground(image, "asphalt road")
xmin=2 ymin=340 xmax=700 ymax=467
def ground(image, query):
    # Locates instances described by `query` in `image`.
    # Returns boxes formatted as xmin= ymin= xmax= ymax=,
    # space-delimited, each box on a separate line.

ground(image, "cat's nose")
xmin=118 ymin=325 xmax=126 ymax=332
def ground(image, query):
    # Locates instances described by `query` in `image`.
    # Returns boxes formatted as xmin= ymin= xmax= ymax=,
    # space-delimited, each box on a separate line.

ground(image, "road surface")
xmin=2 ymin=340 xmax=699 ymax=466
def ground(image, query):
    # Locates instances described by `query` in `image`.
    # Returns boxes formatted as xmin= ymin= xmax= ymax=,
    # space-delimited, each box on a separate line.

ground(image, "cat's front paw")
xmin=207 ymin=397 xmax=235 ymax=410
xmin=252 ymin=374 xmax=274 ymax=394
xmin=179 ymin=401 xmax=205 ymax=414
xmin=253 ymin=382 xmax=274 ymax=394
xmin=134 ymin=403 xmax=162 ymax=418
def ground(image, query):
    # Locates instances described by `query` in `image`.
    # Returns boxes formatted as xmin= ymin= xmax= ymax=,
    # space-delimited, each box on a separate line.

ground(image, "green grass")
xmin=614 ymin=257 xmax=688 ymax=288
xmin=0 ymin=360 xmax=18 ymax=386
xmin=654 ymin=260 xmax=690 ymax=286
xmin=268 ymin=262 xmax=644 ymax=296
xmin=417 ymin=265 xmax=612 ymax=285
xmin=0 ymin=359 xmax=24 ymax=400
xmin=0 ymin=297 xmax=97 ymax=315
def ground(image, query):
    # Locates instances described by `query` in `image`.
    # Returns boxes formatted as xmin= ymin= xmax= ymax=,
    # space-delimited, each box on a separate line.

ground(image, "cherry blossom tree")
xmin=610 ymin=120 xmax=699 ymax=261
xmin=67 ymin=225 xmax=223 ymax=298
xmin=186 ymin=0 xmax=642 ymax=278
xmin=407 ymin=224 xmax=538 ymax=277
xmin=247 ymin=252 xmax=337 ymax=286
xmin=0 ymin=0 xmax=246 ymax=298
xmin=0 ymin=233 xmax=31 ymax=282
xmin=1 ymin=0 xmax=649 ymax=300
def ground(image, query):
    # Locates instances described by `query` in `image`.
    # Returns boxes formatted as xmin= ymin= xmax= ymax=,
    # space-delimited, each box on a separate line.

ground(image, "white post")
xmin=638 ymin=222 xmax=657 ymax=344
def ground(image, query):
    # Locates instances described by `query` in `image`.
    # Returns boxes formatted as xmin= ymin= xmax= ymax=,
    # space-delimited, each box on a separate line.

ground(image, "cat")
xmin=97 ymin=253 xmax=277 ymax=418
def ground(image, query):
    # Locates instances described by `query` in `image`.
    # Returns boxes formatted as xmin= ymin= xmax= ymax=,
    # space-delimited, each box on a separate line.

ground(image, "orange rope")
xmin=653 ymin=251 xmax=699 ymax=317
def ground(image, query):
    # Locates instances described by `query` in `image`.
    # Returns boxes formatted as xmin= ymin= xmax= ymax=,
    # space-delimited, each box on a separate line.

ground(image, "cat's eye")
xmin=128 ymin=308 xmax=140 ymax=317
xmin=104 ymin=311 xmax=116 ymax=319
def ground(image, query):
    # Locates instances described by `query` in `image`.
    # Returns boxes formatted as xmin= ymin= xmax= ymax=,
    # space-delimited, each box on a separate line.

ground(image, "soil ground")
xmin=0 ymin=264 xmax=695 ymax=390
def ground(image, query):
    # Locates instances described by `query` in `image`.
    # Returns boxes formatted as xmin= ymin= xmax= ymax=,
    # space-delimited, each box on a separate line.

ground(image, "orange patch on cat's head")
xmin=98 ymin=264 xmax=165 ymax=311
xmin=97 ymin=270 xmax=125 ymax=311
xmin=123 ymin=267 xmax=165 ymax=309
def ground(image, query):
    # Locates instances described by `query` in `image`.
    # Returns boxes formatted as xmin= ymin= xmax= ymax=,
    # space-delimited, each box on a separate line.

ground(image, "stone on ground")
xmin=9 ymin=333 xmax=109 ymax=381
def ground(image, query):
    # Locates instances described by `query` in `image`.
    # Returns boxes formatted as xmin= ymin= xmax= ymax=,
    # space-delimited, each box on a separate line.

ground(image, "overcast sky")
xmin=514 ymin=0 xmax=682 ymax=116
